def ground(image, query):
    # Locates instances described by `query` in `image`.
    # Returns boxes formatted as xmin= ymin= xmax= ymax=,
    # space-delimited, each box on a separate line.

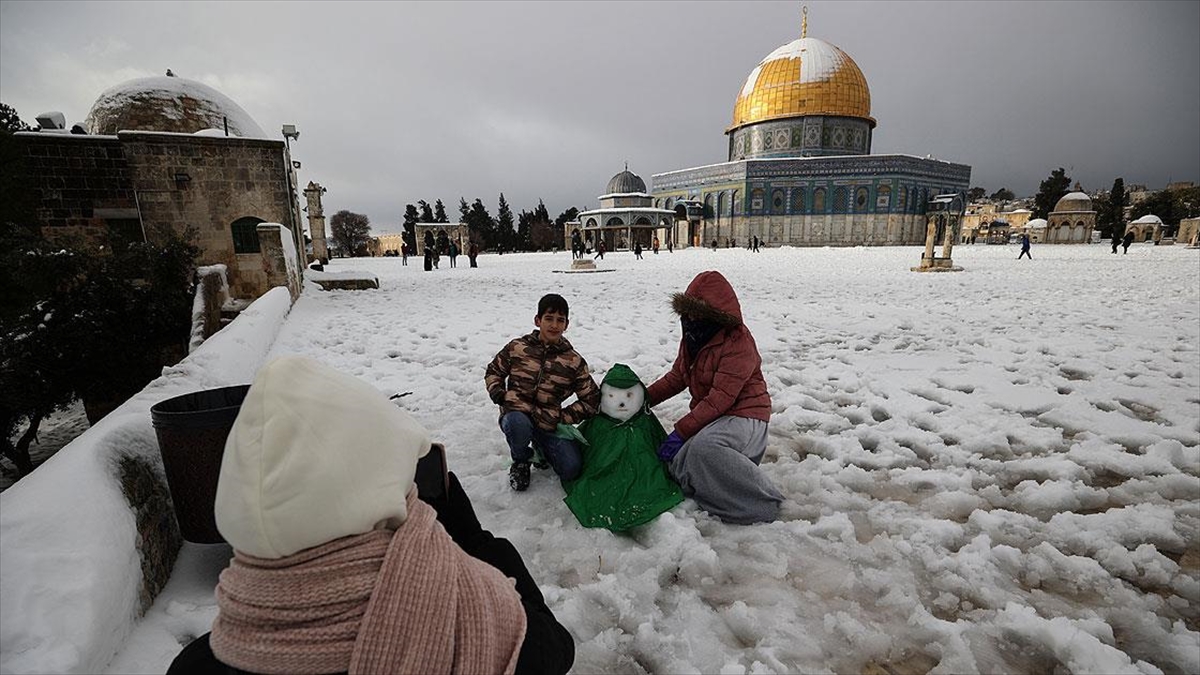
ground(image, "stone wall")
xmin=13 ymin=133 xmax=139 ymax=241
xmin=15 ymin=130 xmax=301 ymax=300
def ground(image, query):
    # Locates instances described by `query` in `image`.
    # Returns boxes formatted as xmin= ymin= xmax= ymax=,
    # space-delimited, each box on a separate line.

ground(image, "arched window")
xmin=751 ymin=188 xmax=765 ymax=213
xmin=833 ymin=187 xmax=849 ymax=214
xmin=722 ymin=191 xmax=733 ymax=216
xmin=793 ymin=187 xmax=806 ymax=214
xmin=717 ymin=192 xmax=727 ymax=217
xmin=231 ymin=216 xmax=265 ymax=254
xmin=813 ymin=187 xmax=826 ymax=213
xmin=665 ymin=197 xmax=674 ymax=211
xmin=732 ymin=190 xmax=742 ymax=215
xmin=606 ymin=217 xmax=624 ymax=227
xmin=771 ymin=189 xmax=786 ymax=214
xmin=635 ymin=216 xmax=652 ymax=225
xmin=877 ymin=185 xmax=892 ymax=211
xmin=910 ymin=187 xmax=920 ymax=214
xmin=918 ymin=188 xmax=928 ymax=215
xmin=854 ymin=187 xmax=869 ymax=213
xmin=897 ymin=186 xmax=906 ymax=212
xmin=704 ymin=193 xmax=714 ymax=219
xmin=586 ymin=218 xmax=597 ymax=227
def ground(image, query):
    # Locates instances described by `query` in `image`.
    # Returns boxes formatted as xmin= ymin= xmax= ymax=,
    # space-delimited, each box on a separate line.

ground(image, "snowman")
xmin=563 ymin=363 xmax=683 ymax=531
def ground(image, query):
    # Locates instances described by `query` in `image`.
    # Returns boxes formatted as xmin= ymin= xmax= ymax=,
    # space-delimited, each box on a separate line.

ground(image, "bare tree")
xmin=329 ymin=210 xmax=372 ymax=257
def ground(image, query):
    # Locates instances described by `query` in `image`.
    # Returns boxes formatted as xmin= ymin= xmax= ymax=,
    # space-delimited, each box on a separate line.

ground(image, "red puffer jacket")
xmin=646 ymin=271 xmax=771 ymax=439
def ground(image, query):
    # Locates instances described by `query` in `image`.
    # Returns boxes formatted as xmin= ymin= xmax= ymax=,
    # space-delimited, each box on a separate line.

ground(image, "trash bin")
xmin=150 ymin=384 xmax=251 ymax=544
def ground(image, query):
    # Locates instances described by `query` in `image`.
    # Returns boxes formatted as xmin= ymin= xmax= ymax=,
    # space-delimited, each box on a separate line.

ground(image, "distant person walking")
xmin=449 ymin=241 xmax=459 ymax=268
xmin=1111 ymin=235 xmax=1120 ymax=254
xmin=401 ymin=242 xmax=409 ymax=266
xmin=634 ymin=242 xmax=643 ymax=260
xmin=423 ymin=231 xmax=435 ymax=272
xmin=1122 ymin=230 xmax=1135 ymax=254
xmin=667 ymin=239 xmax=673 ymax=253
xmin=752 ymin=235 xmax=760 ymax=253
xmin=652 ymin=237 xmax=660 ymax=254
xmin=594 ymin=239 xmax=606 ymax=260
xmin=1018 ymin=233 xmax=1031 ymax=259
xmin=468 ymin=241 xmax=479 ymax=268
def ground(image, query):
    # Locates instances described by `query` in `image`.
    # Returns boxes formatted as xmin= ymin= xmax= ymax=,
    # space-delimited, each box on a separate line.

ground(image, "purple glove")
xmin=656 ymin=431 xmax=685 ymax=461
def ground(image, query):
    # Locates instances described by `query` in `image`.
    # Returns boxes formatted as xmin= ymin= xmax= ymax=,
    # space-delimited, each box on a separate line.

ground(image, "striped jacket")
xmin=485 ymin=331 xmax=601 ymax=432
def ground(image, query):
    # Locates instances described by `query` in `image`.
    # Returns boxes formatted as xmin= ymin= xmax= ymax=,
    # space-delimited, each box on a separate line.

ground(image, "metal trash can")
xmin=149 ymin=384 xmax=251 ymax=544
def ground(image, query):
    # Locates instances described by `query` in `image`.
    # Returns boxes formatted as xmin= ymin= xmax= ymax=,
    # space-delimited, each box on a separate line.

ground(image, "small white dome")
xmin=1130 ymin=214 xmax=1163 ymax=225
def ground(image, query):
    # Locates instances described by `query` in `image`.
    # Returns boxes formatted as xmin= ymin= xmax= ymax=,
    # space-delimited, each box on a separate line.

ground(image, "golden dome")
xmin=729 ymin=36 xmax=873 ymax=133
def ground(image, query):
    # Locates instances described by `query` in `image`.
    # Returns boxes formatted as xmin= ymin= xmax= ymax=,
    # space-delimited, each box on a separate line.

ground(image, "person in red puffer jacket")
xmin=646 ymin=270 xmax=783 ymax=524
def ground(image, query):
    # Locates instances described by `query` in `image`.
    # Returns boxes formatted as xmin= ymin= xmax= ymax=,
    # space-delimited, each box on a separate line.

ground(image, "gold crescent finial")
xmin=801 ymin=5 xmax=808 ymax=39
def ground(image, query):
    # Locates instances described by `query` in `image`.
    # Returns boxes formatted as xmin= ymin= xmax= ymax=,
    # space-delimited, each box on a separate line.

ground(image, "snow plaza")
xmin=2 ymin=245 xmax=1198 ymax=674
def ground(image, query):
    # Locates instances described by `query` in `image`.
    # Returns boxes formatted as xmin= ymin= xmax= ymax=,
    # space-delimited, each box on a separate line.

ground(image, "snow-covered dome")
xmin=1130 ymin=214 xmax=1163 ymax=225
xmin=605 ymin=169 xmax=647 ymax=195
xmin=730 ymin=36 xmax=873 ymax=133
xmin=1026 ymin=218 xmax=1048 ymax=228
xmin=1052 ymin=192 xmax=1092 ymax=213
xmin=84 ymin=75 xmax=266 ymax=138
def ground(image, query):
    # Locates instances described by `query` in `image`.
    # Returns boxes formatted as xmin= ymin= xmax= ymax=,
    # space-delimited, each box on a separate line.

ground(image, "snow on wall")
xmin=0 ymin=287 xmax=293 ymax=675
xmin=188 ymin=264 xmax=229 ymax=354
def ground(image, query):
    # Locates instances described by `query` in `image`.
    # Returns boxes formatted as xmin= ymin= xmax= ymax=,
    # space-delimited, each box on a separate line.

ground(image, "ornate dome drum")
xmin=728 ymin=36 xmax=875 ymax=161
xmin=84 ymin=75 xmax=267 ymax=138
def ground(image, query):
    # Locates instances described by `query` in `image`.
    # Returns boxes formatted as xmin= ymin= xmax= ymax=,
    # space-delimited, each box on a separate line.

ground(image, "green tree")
xmin=329 ymin=210 xmax=372 ymax=257
xmin=0 ymin=103 xmax=38 ymax=238
xmin=402 ymin=204 xmax=420 ymax=253
xmin=1131 ymin=186 xmax=1200 ymax=235
xmin=1098 ymin=178 xmax=1127 ymax=240
xmin=496 ymin=193 xmax=514 ymax=251
xmin=1 ymin=224 xmax=199 ymax=475
xmin=967 ymin=187 xmax=987 ymax=201
xmin=989 ymin=188 xmax=1015 ymax=201
xmin=417 ymin=200 xmax=434 ymax=223
xmin=464 ymin=198 xmax=495 ymax=249
xmin=554 ymin=207 xmax=580 ymax=250
xmin=433 ymin=199 xmax=449 ymax=223
xmin=0 ymin=102 xmax=32 ymax=133
xmin=1032 ymin=168 xmax=1071 ymax=220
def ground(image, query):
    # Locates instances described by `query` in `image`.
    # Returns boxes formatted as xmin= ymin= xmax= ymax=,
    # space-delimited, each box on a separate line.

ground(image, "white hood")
xmin=214 ymin=355 xmax=431 ymax=558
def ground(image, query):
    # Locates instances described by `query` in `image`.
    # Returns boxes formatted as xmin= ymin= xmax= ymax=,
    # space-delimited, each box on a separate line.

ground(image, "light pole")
xmin=281 ymin=125 xmax=303 ymax=258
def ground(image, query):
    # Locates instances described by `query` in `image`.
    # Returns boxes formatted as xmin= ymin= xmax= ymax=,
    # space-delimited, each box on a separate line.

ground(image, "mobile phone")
xmin=415 ymin=443 xmax=448 ymax=501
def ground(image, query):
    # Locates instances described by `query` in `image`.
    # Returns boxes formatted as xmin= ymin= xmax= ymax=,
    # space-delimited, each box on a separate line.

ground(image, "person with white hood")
xmin=168 ymin=356 xmax=574 ymax=675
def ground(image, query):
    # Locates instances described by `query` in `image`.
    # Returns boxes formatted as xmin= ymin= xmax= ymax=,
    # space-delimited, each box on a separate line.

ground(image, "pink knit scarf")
xmin=210 ymin=491 xmax=527 ymax=674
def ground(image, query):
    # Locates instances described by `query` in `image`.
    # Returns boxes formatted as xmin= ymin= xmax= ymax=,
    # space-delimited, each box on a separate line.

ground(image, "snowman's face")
xmin=600 ymin=383 xmax=644 ymax=422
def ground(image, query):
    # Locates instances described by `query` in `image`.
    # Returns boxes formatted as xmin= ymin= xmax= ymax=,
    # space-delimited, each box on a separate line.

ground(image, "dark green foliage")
xmin=1131 ymin=186 xmax=1200 ymax=233
xmin=1032 ymin=168 xmax=1071 ymax=220
xmin=462 ymin=198 xmax=495 ymax=249
xmin=0 ymin=102 xmax=32 ymax=132
xmin=1 ymin=224 xmax=200 ymax=476
xmin=417 ymin=200 xmax=433 ymax=223
xmin=496 ymin=193 xmax=514 ymax=251
xmin=329 ymin=210 xmax=372 ymax=257
xmin=433 ymin=199 xmax=449 ymax=223
xmin=1097 ymin=178 xmax=1127 ymax=240
xmin=402 ymin=204 xmax=419 ymax=253
xmin=990 ymin=188 xmax=1015 ymax=201
xmin=968 ymin=187 xmax=987 ymax=201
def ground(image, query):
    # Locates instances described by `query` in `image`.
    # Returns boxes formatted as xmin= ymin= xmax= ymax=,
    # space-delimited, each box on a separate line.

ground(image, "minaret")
xmin=304 ymin=181 xmax=329 ymax=264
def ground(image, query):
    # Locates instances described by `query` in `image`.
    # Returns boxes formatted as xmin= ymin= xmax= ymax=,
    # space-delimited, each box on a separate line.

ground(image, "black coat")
xmin=167 ymin=473 xmax=574 ymax=675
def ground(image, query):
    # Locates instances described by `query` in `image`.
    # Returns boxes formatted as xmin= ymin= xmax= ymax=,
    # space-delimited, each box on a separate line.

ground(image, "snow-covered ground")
xmin=78 ymin=245 xmax=1200 ymax=673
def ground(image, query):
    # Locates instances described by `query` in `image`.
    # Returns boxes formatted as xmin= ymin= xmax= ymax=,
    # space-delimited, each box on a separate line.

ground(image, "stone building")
xmin=961 ymin=204 xmax=1033 ymax=243
xmin=1045 ymin=191 xmax=1096 ymax=244
xmin=572 ymin=168 xmax=675 ymax=250
xmin=1178 ymin=217 xmax=1199 ymax=247
xmin=1126 ymin=214 xmax=1164 ymax=243
xmin=650 ymin=15 xmax=970 ymax=248
xmin=13 ymin=73 xmax=304 ymax=300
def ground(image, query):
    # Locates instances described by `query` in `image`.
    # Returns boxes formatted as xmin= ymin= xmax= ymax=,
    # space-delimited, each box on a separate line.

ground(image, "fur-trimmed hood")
xmin=670 ymin=270 xmax=743 ymax=327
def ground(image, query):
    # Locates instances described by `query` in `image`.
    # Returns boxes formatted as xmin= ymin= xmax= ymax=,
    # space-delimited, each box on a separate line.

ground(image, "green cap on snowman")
xmin=599 ymin=363 xmax=647 ymax=423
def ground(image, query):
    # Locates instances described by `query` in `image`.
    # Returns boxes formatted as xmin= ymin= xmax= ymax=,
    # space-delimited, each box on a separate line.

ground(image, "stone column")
xmin=304 ymin=181 xmax=328 ymax=264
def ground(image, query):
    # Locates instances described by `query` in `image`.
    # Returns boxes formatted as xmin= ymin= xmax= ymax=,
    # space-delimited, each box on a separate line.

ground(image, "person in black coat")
xmin=167 ymin=472 xmax=575 ymax=675
xmin=1122 ymin=230 xmax=1135 ymax=254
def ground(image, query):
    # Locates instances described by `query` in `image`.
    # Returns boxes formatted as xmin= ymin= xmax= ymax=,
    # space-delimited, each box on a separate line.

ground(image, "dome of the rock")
xmin=730 ymin=36 xmax=873 ymax=133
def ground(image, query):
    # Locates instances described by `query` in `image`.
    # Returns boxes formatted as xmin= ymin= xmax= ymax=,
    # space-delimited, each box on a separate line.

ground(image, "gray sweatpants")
xmin=668 ymin=416 xmax=783 ymax=524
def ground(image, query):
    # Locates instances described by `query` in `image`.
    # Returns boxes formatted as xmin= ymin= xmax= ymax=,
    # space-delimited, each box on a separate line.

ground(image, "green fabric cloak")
xmin=563 ymin=363 xmax=683 ymax=531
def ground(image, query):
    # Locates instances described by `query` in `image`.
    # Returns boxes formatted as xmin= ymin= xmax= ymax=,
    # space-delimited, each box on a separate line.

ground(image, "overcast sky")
xmin=2 ymin=1 xmax=1197 ymax=233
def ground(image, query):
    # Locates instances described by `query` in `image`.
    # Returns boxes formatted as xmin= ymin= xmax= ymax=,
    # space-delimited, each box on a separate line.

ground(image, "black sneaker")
xmin=509 ymin=461 xmax=531 ymax=492
xmin=531 ymin=447 xmax=550 ymax=470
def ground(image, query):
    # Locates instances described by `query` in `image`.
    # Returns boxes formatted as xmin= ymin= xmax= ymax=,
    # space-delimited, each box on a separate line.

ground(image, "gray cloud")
xmin=2 ymin=1 xmax=1197 ymax=233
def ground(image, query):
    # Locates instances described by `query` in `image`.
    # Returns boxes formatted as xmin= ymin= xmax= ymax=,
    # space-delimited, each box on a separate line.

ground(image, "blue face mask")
xmin=681 ymin=316 xmax=722 ymax=359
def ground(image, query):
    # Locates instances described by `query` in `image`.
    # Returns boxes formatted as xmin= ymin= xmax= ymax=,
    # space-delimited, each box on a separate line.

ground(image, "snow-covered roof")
xmin=740 ymin=37 xmax=855 ymax=98
xmin=598 ymin=192 xmax=653 ymax=200
xmin=578 ymin=207 xmax=675 ymax=216
xmin=1130 ymin=214 xmax=1163 ymax=225
xmin=1026 ymin=218 xmax=1048 ymax=228
xmin=1060 ymin=191 xmax=1089 ymax=201
xmin=85 ymin=75 xmax=267 ymax=138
